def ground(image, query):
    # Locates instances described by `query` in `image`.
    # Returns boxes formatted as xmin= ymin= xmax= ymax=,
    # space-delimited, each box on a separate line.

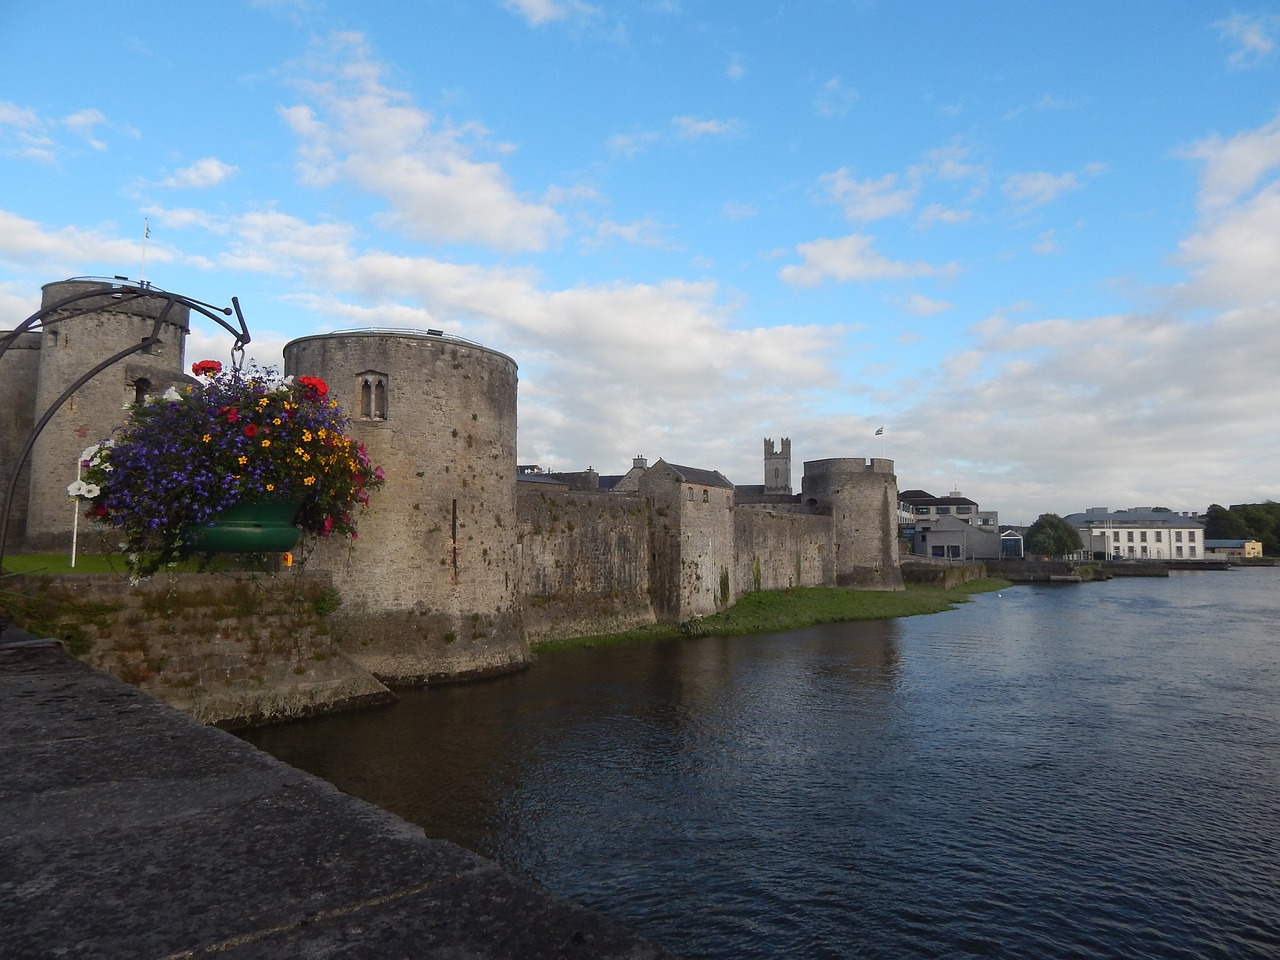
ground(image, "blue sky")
xmin=3 ymin=1 xmax=1279 ymax=523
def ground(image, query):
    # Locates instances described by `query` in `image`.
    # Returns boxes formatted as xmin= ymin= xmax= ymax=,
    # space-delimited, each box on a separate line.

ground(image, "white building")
xmin=1063 ymin=507 xmax=1205 ymax=560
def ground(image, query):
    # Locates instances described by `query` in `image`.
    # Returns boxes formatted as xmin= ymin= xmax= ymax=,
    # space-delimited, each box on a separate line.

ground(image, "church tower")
xmin=764 ymin=437 xmax=792 ymax=496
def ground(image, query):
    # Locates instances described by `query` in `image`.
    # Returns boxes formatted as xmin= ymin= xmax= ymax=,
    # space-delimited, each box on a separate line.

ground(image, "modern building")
xmin=1064 ymin=507 xmax=1206 ymax=560
xmin=911 ymin=513 xmax=1002 ymax=560
xmin=899 ymin=489 xmax=1000 ymax=558
xmin=1203 ymin=539 xmax=1264 ymax=559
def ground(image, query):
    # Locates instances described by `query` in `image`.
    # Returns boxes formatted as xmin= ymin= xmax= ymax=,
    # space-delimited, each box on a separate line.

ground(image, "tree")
xmin=1203 ymin=504 xmax=1249 ymax=540
xmin=1025 ymin=513 xmax=1084 ymax=557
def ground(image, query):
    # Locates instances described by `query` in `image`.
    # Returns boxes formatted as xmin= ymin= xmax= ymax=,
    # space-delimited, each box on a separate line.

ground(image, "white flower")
xmin=67 ymin=480 xmax=87 ymax=499
xmin=162 ymin=386 xmax=181 ymax=402
xmin=80 ymin=444 xmax=100 ymax=463
xmin=81 ymin=482 xmax=100 ymax=498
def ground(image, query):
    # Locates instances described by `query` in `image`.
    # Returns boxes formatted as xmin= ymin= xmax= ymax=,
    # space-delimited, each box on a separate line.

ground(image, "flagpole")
xmin=140 ymin=218 xmax=150 ymax=283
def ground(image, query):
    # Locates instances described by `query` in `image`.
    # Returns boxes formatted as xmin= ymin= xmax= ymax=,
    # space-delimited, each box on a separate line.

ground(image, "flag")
xmin=874 ymin=426 xmax=884 ymax=436
xmin=144 ymin=220 xmax=150 ymax=239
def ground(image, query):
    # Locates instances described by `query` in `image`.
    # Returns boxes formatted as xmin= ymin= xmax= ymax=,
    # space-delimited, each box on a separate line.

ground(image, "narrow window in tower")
xmin=374 ymin=379 xmax=387 ymax=419
xmin=134 ymin=378 xmax=152 ymax=404
xmin=360 ymin=380 xmax=372 ymax=419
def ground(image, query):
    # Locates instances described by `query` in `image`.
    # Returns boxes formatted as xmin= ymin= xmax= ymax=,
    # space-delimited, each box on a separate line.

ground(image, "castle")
xmin=2 ymin=279 xmax=903 ymax=684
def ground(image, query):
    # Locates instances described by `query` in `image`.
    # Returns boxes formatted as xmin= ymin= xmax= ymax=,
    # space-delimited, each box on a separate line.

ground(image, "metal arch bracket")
xmin=0 ymin=277 xmax=254 ymax=570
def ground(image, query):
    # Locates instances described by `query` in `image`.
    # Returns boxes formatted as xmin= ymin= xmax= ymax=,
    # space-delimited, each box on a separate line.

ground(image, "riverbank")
xmin=0 ymin=637 xmax=679 ymax=959
xmin=533 ymin=579 xmax=1011 ymax=651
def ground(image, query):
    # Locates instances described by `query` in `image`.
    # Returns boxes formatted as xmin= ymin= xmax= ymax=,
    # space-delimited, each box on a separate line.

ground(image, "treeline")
xmin=1203 ymin=502 xmax=1280 ymax=555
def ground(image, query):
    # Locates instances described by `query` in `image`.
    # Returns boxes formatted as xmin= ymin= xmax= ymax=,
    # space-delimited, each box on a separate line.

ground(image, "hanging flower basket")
xmin=71 ymin=361 xmax=385 ymax=578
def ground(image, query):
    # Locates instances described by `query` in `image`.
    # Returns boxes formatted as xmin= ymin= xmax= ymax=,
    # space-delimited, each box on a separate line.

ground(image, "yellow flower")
xmin=261 ymin=439 xmax=271 ymax=448
xmin=237 ymin=455 xmax=248 ymax=466
xmin=257 ymin=398 xmax=270 ymax=408
xmin=304 ymin=476 xmax=316 ymax=486
xmin=295 ymin=447 xmax=305 ymax=456
xmin=202 ymin=434 xmax=211 ymax=442
xmin=272 ymin=418 xmax=282 ymax=425
xmin=266 ymin=483 xmax=275 ymax=492
xmin=302 ymin=430 xmax=313 ymax=442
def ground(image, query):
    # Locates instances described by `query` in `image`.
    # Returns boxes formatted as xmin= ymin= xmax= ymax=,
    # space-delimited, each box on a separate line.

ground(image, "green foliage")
xmin=313 ymin=587 xmax=342 ymax=617
xmin=1025 ymin=513 xmax=1084 ymax=557
xmin=1204 ymin=501 xmax=1280 ymax=554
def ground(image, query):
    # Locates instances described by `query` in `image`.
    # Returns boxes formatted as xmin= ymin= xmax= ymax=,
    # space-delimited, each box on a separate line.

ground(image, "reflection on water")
xmin=245 ymin=570 xmax=1280 ymax=959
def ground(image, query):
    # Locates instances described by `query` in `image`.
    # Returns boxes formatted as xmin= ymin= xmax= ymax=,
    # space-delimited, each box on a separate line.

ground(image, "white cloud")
xmin=62 ymin=109 xmax=107 ymax=150
xmin=902 ymin=293 xmax=953 ymax=316
xmin=0 ymin=210 xmax=158 ymax=273
xmin=0 ymin=101 xmax=111 ymax=160
xmin=588 ymin=218 xmax=673 ymax=249
xmin=1032 ymin=230 xmax=1059 ymax=254
xmin=672 ymin=115 xmax=745 ymax=140
xmin=607 ymin=130 xmax=660 ymax=156
xmin=1002 ymin=170 xmax=1081 ymax=208
xmin=916 ymin=204 xmax=971 ymax=228
xmin=1181 ymin=114 xmax=1280 ymax=211
xmin=822 ymin=168 xmax=915 ymax=222
xmin=502 ymin=0 xmax=598 ymax=26
xmin=814 ymin=76 xmax=858 ymax=118
xmin=779 ymin=233 xmax=958 ymax=287
xmin=1216 ymin=12 xmax=1279 ymax=69
xmin=161 ymin=157 xmax=239 ymax=189
xmin=721 ymin=201 xmax=756 ymax=221
xmin=281 ymin=33 xmax=564 ymax=252
xmin=727 ymin=54 xmax=746 ymax=81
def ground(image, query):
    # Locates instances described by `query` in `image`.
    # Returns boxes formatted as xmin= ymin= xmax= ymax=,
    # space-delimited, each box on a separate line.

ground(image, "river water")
xmin=243 ymin=569 xmax=1280 ymax=958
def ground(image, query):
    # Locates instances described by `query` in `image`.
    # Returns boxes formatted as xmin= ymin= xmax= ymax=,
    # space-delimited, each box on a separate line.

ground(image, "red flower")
xmin=244 ymin=423 xmax=259 ymax=437
xmin=297 ymin=375 xmax=329 ymax=400
xmin=219 ymin=406 xmax=240 ymax=424
xmin=191 ymin=359 xmax=223 ymax=377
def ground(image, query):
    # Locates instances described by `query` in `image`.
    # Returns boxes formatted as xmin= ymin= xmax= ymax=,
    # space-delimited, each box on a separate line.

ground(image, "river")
xmin=243 ymin=568 xmax=1280 ymax=958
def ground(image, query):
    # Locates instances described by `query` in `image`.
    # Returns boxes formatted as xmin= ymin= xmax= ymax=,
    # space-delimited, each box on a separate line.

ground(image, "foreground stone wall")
xmin=0 ymin=571 xmax=392 ymax=728
xmin=517 ymin=490 xmax=656 ymax=642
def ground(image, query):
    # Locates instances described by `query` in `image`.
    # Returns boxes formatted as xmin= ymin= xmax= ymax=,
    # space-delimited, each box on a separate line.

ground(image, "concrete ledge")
xmin=0 ymin=638 xmax=679 ymax=959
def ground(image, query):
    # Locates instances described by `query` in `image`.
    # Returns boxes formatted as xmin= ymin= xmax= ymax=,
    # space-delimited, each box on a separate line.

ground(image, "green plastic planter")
xmin=186 ymin=500 xmax=302 ymax=553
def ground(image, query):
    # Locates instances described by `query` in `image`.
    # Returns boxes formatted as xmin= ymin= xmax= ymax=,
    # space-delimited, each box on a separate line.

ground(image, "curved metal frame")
xmin=0 ymin=277 xmax=252 ymax=570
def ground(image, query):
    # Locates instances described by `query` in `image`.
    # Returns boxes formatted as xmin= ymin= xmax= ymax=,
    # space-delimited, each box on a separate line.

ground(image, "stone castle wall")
xmin=516 ymin=490 xmax=655 ymax=642
xmin=802 ymin=458 xmax=904 ymax=590
xmin=733 ymin=507 xmax=833 ymax=594
xmin=0 ymin=332 xmax=40 ymax=550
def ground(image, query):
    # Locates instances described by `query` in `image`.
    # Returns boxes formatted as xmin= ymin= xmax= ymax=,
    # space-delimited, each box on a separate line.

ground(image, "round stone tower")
xmin=23 ymin=280 xmax=189 ymax=551
xmin=283 ymin=330 xmax=526 ymax=682
xmin=801 ymin=457 xmax=904 ymax=590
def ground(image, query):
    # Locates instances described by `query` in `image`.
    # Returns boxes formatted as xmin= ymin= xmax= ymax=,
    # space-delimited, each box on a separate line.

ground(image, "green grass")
xmin=533 ymin=579 xmax=1012 ymax=651
xmin=1 ymin=552 xmax=125 ymax=575
xmin=1 ymin=552 xmax=276 ymax=577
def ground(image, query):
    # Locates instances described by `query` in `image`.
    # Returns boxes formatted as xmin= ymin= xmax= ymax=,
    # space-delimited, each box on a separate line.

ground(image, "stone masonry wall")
xmin=285 ymin=332 xmax=528 ymax=683
xmin=0 ymin=332 xmax=40 ymax=549
xmin=516 ymin=490 xmax=656 ymax=642
xmin=0 ymin=571 xmax=393 ymax=729
xmin=733 ymin=508 xmax=834 ymax=596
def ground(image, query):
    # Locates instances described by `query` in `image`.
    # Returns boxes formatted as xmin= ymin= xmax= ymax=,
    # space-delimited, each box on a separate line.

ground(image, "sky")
xmin=2 ymin=1 xmax=1279 ymax=524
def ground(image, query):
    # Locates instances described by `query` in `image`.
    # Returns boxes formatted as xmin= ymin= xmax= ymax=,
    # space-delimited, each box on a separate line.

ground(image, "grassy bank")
xmin=1 ymin=552 xmax=276 ymax=577
xmin=533 ymin=579 xmax=1011 ymax=652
